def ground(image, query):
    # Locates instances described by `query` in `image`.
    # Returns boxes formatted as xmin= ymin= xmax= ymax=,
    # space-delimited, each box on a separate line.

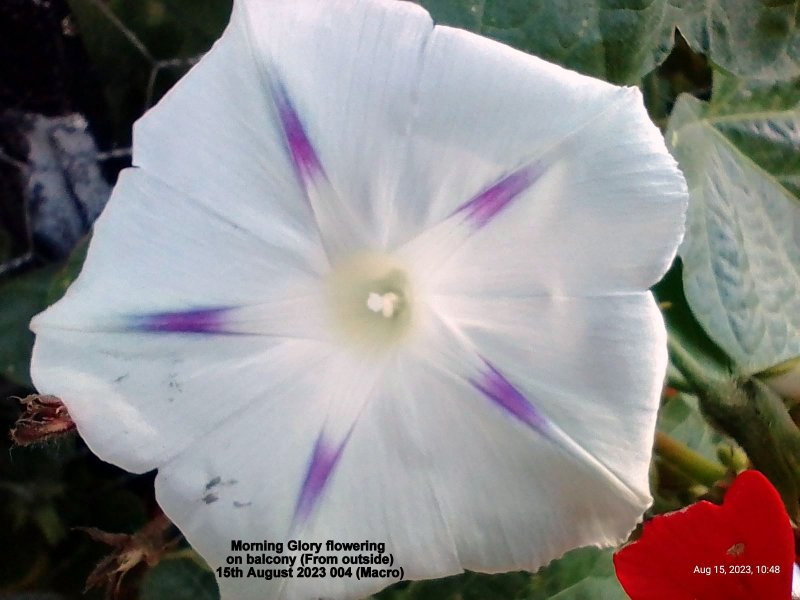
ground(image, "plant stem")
xmin=654 ymin=430 xmax=726 ymax=487
xmin=666 ymin=366 xmax=695 ymax=394
xmin=667 ymin=334 xmax=729 ymax=395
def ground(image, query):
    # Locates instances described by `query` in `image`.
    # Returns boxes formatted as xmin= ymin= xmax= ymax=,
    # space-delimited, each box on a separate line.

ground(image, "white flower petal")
xmin=32 ymin=169 xmax=328 ymax=328
xmin=133 ymin=4 xmax=323 ymax=254
xmin=31 ymin=330 xmax=334 ymax=473
xmin=138 ymin=0 xmax=685 ymax=279
xmin=30 ymin=168 xmax=334 ymax=472
xmin=101 ymin=291 xmax=662 ymax=598
xmin=221 ymin=0 xmax=436 ymax=252
xmin=392 ymin=345 xmax=651 ymax=573
xmin=395 ymin=33 xmax=686 ymax=294
xmin=155 ymin=351 xmax=461 ymax=600
xmin=428 ymin=291 xmax=666 ymax=504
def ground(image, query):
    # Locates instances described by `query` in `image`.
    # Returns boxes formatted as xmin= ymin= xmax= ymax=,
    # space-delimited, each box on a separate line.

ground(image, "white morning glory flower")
xmin=30 ymin=1 xmax=687 ymax=598
xmin=793 ymin=563 xmax=800 ymax=599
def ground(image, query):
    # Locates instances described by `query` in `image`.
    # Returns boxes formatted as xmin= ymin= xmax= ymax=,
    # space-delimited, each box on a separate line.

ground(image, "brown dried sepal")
xmin=10 ymin=394 xmax=76 ymax=446
xmin=78 ymin=513 xmax=180 ymax=600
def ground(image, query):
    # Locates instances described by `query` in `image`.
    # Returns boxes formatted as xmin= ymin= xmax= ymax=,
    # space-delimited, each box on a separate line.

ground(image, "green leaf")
xmin=711 ymin=72 xmax=800 ymax=114
xmin=0 ymin=265 xmax=59 ymax=386
xmin=666 ymin=86 xmax=800 ymax=375
xmin=527 ymin=547 xmax=628 ymax=600
xmin=139 ymin=558 xmax=219 ymax=600
xmin=418 ymin=0 xmax=799 ymax=84
xmin=654 ymin=261 xmax=732 ymax=378
xmin=679 ymin=1 xmax=800 ymax=83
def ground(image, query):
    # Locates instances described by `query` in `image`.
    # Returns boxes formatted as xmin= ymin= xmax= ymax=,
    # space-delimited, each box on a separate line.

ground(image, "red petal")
xmin=613 ymin=470 xmax=794 ymax=600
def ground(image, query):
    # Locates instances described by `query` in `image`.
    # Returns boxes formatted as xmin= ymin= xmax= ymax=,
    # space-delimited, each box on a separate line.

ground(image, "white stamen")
xmin=366 ymin=293 xmax=384 ymax=314
xmin=366 ymin=292 xmax=399 ymax=318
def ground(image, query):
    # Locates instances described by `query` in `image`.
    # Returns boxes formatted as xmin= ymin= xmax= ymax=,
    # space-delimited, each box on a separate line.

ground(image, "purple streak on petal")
xmin=129 ymin=308 xmax=232 ymax=334
xmin=455 ymin=163 xmax=546 ymax=229
xmin=470 ymin=360 xmax=551 ymax=436
xmin=293 ymin=431 xmax=350 ymax=527
xmin=273 ymin=79 xmax=324 ymax=187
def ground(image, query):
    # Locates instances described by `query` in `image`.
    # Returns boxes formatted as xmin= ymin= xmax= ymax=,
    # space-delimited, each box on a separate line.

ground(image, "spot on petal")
xmin=726 ymin=542 xmax=745 ymax=557
xmin=470 ymin=360 xmax=550 ymax=436
xmin=128 ymin=308 xmax=232 ymax=334
xmin=273 ymin=78 xmax=324 ymax=187
xmin=455 ymin=162 xmax=546 ymax=229
xmin=293 ymin=430 xmax=350 ymax=527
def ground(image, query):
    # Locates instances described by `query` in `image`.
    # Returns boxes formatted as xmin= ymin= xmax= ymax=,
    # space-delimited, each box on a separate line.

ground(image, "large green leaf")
xmin=654 ymin=261 xmax=732 ymax=379
xmin=711 ymin=72 xmax=800 ymax=114
xmin=682 ymin=1 xmax=800 ymax=83
xmin=418 ymin=0 xmax=799 ymax=84
xmin=666 ymin=85 xmax=800 ymax=376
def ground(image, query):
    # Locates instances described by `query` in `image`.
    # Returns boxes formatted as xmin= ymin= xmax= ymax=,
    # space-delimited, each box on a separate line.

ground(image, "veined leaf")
xmin=666 ymin=87 xmax=800 ymax=376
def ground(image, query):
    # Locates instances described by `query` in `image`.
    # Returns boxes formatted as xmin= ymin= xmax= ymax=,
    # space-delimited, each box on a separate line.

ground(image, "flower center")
xmin=366 ymin=291 xmax=401 ymax=318
xmin=327 ymin=253 xmax=413 ymax=349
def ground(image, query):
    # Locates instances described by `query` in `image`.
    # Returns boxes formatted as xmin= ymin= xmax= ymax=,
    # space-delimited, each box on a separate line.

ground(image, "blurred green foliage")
xmin=67 ymin=0 xmax=232 ymax=143
xmin=139 ymin=559 xmax=218 ymax=600
xmin=0 ymin=264 xmax=59 ymax=387
xmin=420 ymin=0 xmax=800 ymax=84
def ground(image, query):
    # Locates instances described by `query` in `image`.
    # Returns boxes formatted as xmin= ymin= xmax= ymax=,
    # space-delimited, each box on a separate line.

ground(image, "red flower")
xmin=614 ymin=470 xmax=794 ymax=600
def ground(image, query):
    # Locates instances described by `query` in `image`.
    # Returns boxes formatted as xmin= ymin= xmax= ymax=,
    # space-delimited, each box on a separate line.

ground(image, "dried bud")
xmin=10 ymin=394 xmax=75 ymax=446
xmin=78 ymin=513 xmax=179 ymax=599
